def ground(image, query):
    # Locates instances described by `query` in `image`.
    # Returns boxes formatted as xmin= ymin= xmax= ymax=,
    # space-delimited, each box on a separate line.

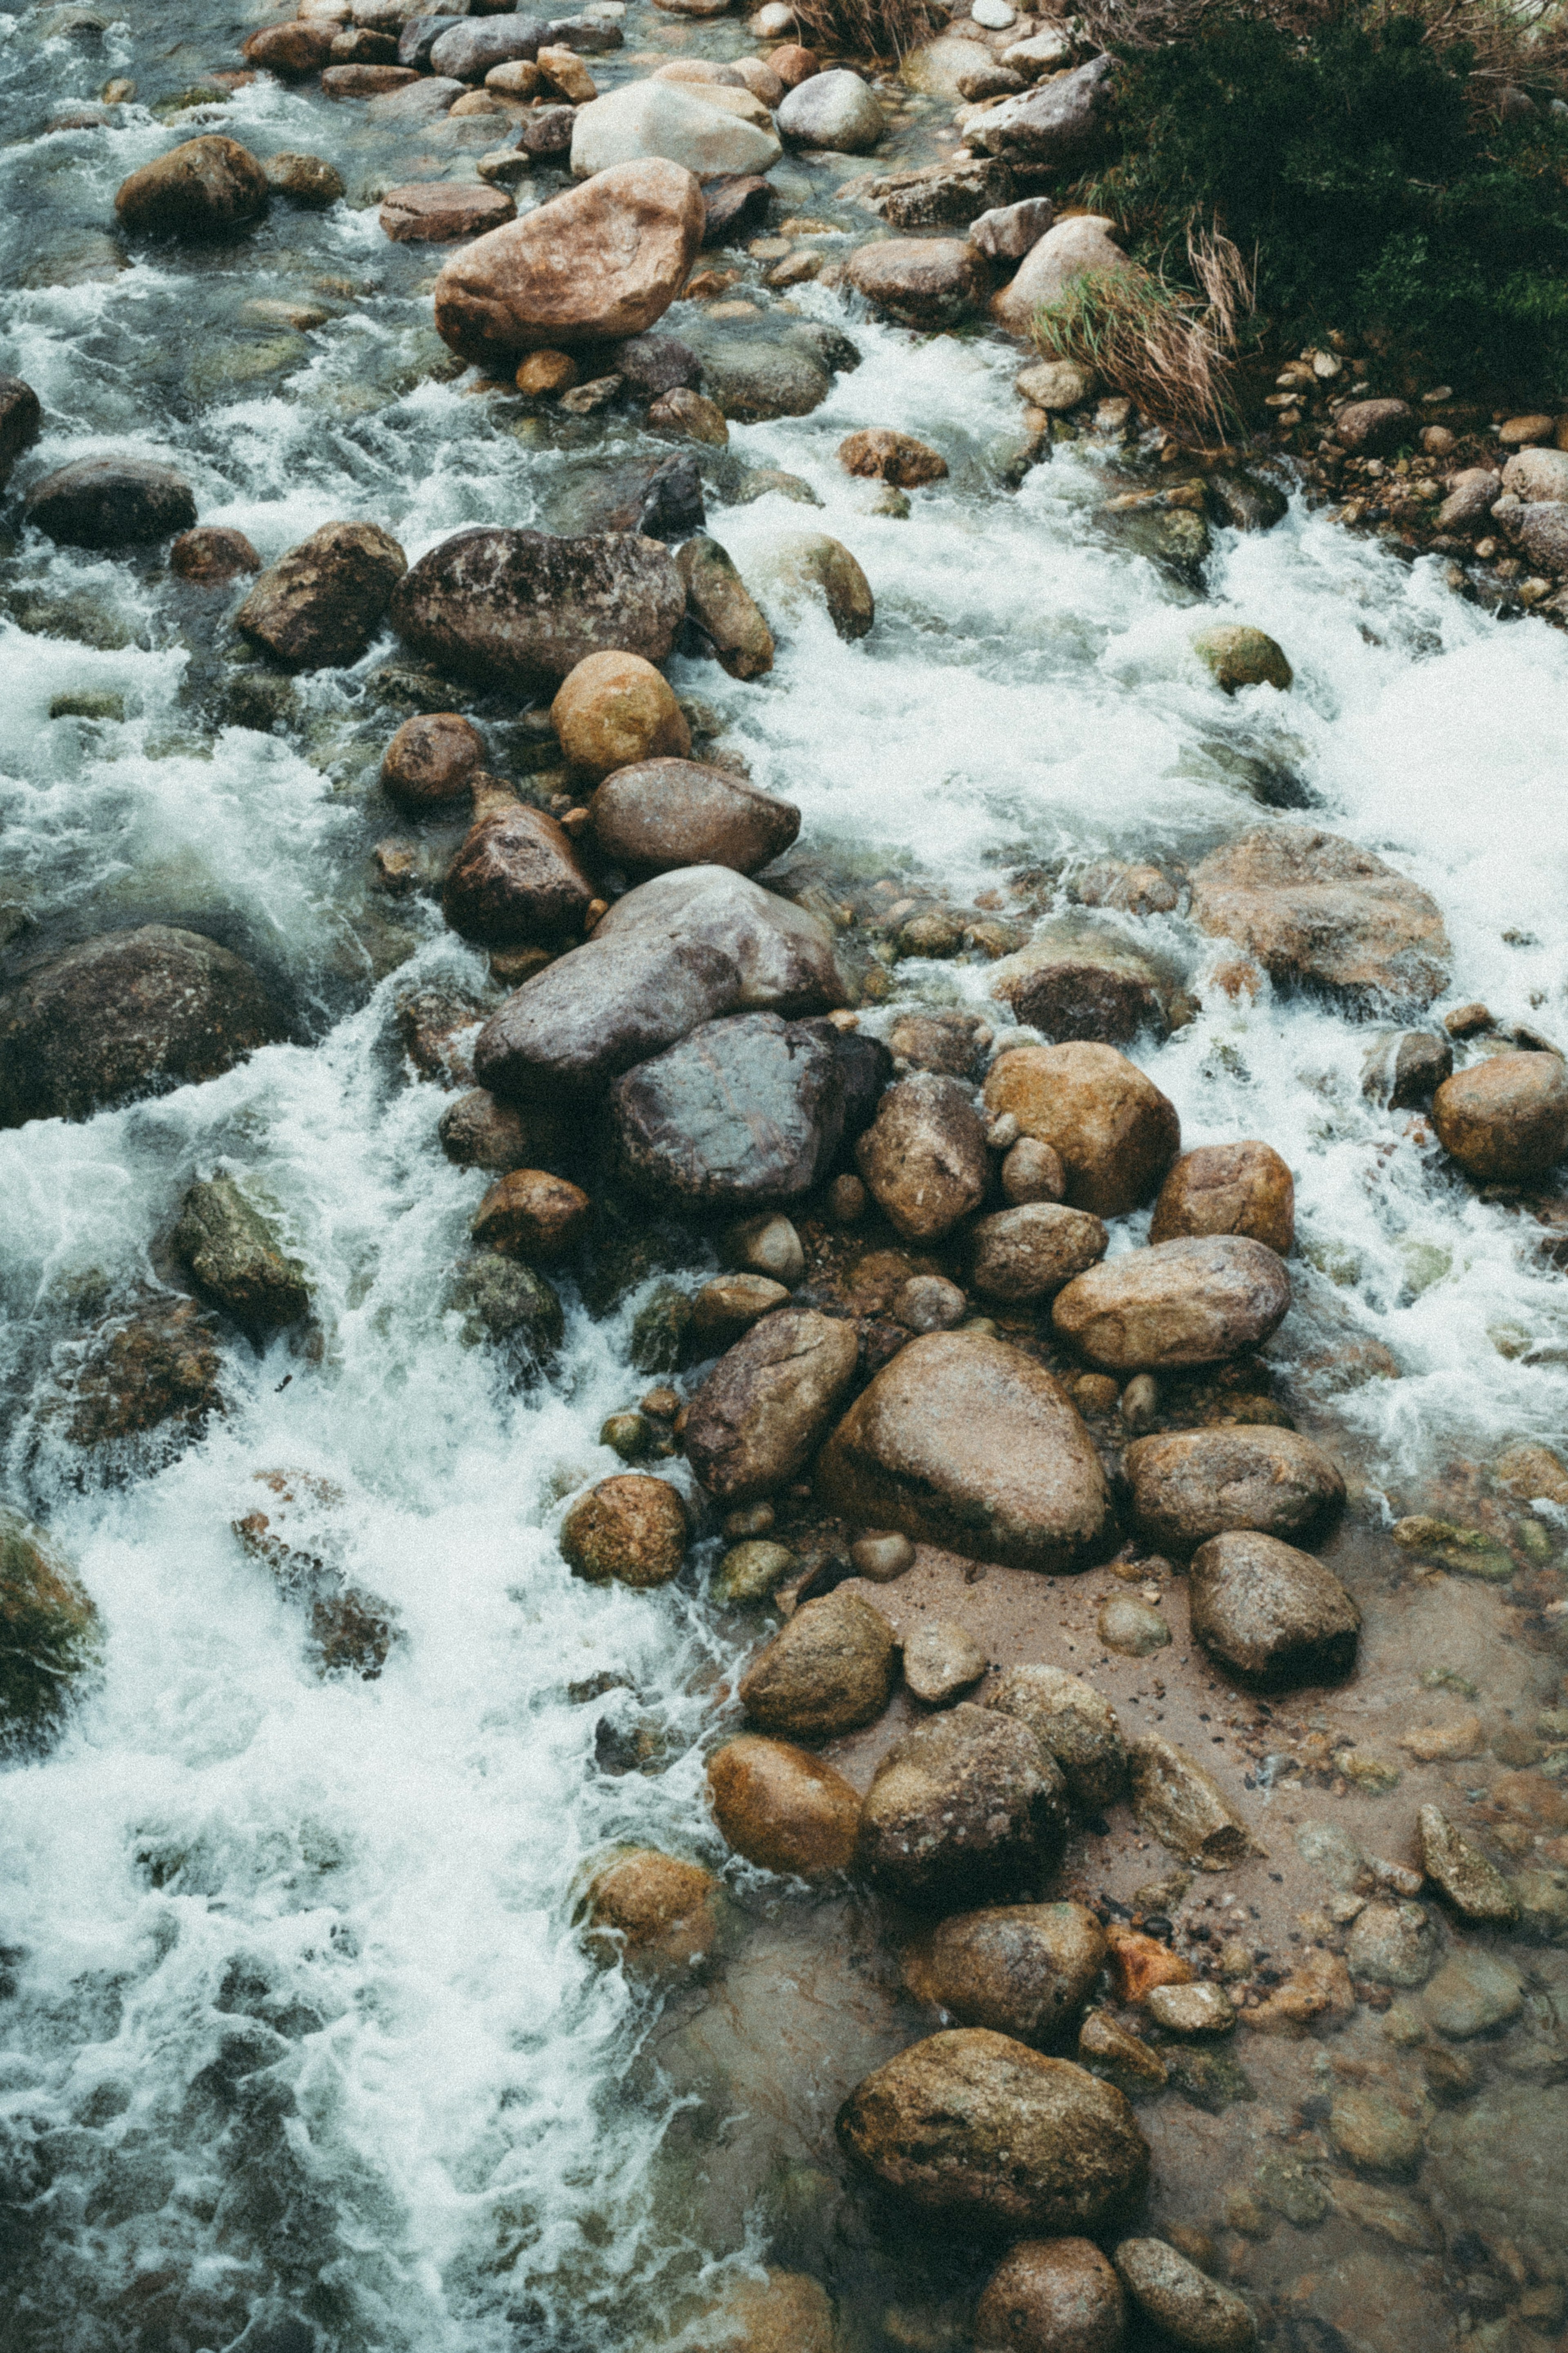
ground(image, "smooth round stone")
xmin=1098 ymin=1594 xmax=1170 ymax=1657
xmin=713 ymin=1539 xmax=796 ymax=1604
xmin=1114 ymin=2239 xmax=1256 ymax=2350
xmin=850 ymin=1530 xmax=915 ymax=1581
xmin=1145 ymin=1981 xmax=1235 ymax=2036
xmin=976 ymin=2239 xmax=1124 ymax=2353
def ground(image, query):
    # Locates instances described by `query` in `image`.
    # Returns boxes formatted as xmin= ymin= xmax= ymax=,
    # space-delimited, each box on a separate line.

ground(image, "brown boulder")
xmin=170 ymin=526 xmax=261 ymax=584
xmin=1189 ymin=825 xmax=1450 ymax=1011
xmin=235 ymin=520 xmax=406 ymax=670
xmin=975 ymin=2238 xmax=1125 ymax=2353
xmin=380 ymin=182 xmax=515 ymax=242
xmin=441 ymin=804 xmax=596 ymax=947
xmin=580 ymin=1848 xmax=717 ymax=1965
xmin=439 ymin=1089 xmax=570 ymax=1172
xmin=837 ymin=428 xmax=948 ymax=486
xmin=684 ymin=1307 xmax=860 ymax=1503
xmin=1432 ymin=1052 xmax=1568 ymax=1183
xmin=1189 ymin=1529 xmax=1361 ymax=1688
xmin=382 ymin=712 xmax=486 ymax=808
xmin=1123 ymin=1425 xmax=1344 ymax=1553
xmin=561 ymin=1473 xmax=688 ymax=1586
xmin=391 ymin=528 xmax=686 ymax=688
xmin=590 ymin=757 xmax=798 ymax=877
xmin=707 ymin=1733 xmax=861 ymax=1874
xmin=970 ymin=1202 xmax=1107 ymax=1301
xmin=114 ymin=134 xmax=270 ymax=237
xmin=906 ymin=1902 xmax=1107 ymax=2046
xmin=855 ymin=1072 xmax=989 ymax=1243
xmin=1051 ymin=1236 xmax=1291 ymax=1372
xmin=983 ymin=1664 xmax=1126 ymax=1809
xmin=551 ymin=650 xmax=690 ymax=781
xmin=857 ymin=1704 xmax=1069 ymax=1908
xmin=243 ymin=21 xmax=337 ymax=77
xmin=981 ymin=1043 xmax=1180 ymax=1218
xmin=1149 ymin=1140 xmax=1294 ymax=1256
xmin=470 ymin=1168 xmax=590 ymax=1261
xmin=1334 ymin=397 xmax=1413 ymax=455
xmin=817 ymin=1331 xmax=1115 ymax=1575
xmin=432 ymin=158 xmax=706 ymax=363
xmin=738 ymin=1588 xmax=898 ymax=1740
xmin=837 ymin=2029 xmax=1150 ymax=2233
xmin=847 ymin=238 xmax=989 ymax=328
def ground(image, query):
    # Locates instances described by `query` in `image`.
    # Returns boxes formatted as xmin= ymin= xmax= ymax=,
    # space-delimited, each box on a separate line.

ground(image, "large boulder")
xmin=1189 ymin=1530 xmax=1361 ymax=1688
xmin=970 ymin=1203 xmax=1108 ymax=1301
xmin=980 ymin=1043 xmax=1179 ymax=1218
xmin=1149 ymin=1140 xmax=1294 ymax=1257
xmin=591 ymin=757 xmax=797 ymax=875
xmin=472 ymin=867 xmax=841 ymax=1100
xmin=777 ymin=67 xmax=884 ymax=151
xmin=1333 ymin=397 xmax=1413 ymax=456
xmin=846 ymin=238 xmax=989 ymax=329
xmin=25 ymin=456 xmax=196 ymax=549
xmin=854 ymin=1073 xmax=989 ymax=1243
xmin=967 ymin=52 xmax=1115 ymax=167
xmin=0 ymin=927 xmax=284 ymax=1128
xmin=391 ymin=528 xmax=686 ymax=687
xmin=837 ymin=2030 xmax=1149 ymax=2233
xmin=1432 ymin=1052 xmax=1568 ymax=1183
xmin=983 ymin=1665 xmax=1125 ymax=1809
xmin=1123 ymin=1426 xmax=1345 ymax=1553
xmin=173 ymin=1173 xmax=310 ymax=1337
xmin=697 ymin=341 xmax=831 ymax=422
xmin=236 ymin=521 xmax=406 ymax=671
xmin=571 ymin=80 xmax=782 ymax=178
xmin=818 ymin=1331 xmax=1114 ymax=1575
xmin=975 ymin=2240 xmax=1125 ymax=2353
xmin=907 ymin=1903 xmax=1107 ymax=2047
xmin=707 ymin=1733 xmax=861 ymax=1873
xmin=858 ymin=1706 xmax=1069 ymax=1907
xmin=1 ymin=1509 xmax=101 ymax=1751
xmin=738 ymin=1588 xmax=898 ymax=1738
xmin=684 ymin=1306 xmax=860 ymax=1502
xmin=990 ymin=210 xmax=1136 ymax=338
xmin=1189 ymin=825 xmax=1450 ymax=1011
xmin=432 ymin=161 xmax=705 ymax=363
xmin=609 ymin=1010 xmax=844 ymax=1206
xmin=243 ymin=20 xmax=338 ymax=76
xmin=1052 ymin=1236 xmax=1291 ymax=1372
xmin=114 ymin=134 xmax=270 ymax=237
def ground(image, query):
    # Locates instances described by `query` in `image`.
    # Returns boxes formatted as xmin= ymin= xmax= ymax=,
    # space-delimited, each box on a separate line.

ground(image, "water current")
xmin=3 ymin=2 xmax=1568 ymax=2349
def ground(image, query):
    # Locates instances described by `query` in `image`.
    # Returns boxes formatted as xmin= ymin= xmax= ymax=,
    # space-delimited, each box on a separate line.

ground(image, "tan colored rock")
xmin=1052 ymin=1236 xmax=1291 ymax=1372
xmin=707 ymin=1733 xmax=861 ymax=1874
xmin=906 ymin=1903 xmax=1107 ymax=2047
xmin=1191 ymin=624 xmax=1292 ymax=694
xmin=684 ymin=1308 xmax=860 ymax=1503
xmin=1245 ymin=1945 xmax=1354 ymax=2035
xmin=987 ymin=928 xmax=1167 ymax=1047
xmin=847 ymin=238 xmax=990 ymax=329
xmin=471 ymin=1168 xmax=590 ymax=1262
xmin=858 ymin=1704 xmax=1069 ymax=1908
xmin=243 ymin=20 xmax=337 ymax=77
xmin=516 ymin=350 xmax=577 ymax=396
xmin=675 ymin=535 xmax=773 ymax=678
xmin=738 ymin=1588 xmax=898 ymax=1740
xmin=580 ymin=1847 xmax=718 ymax=1965
xmin=837 ymin=2029 xmax=1150 ymax=2233
xmin=855 ymin=1072 xmax=989 ymax=1243
xmin=1189 ymin=1531 xmax=1361 ymax=1688
xmin=551 ymin=649 xmax=690 ymax=782
xmin=1015 ymin=357 xmax=1095 ymax=412
xmin=1123 ymin=1427 xmax=1345 ymax=1552
xmin=650 ymin=384 xmax=730 ymax=446
xmin=1002 ymin=1136 xmax=1066 ymax=1205
xmin=1190 ymin=825 xmax=1450 ymax=1011
xmin=817 ymin=1331 xmax=1115 ymax=1576
xmin=380 ymin=181 xmax=514 ymax=242
xmin=904 ymin=1616 xmax=989 ymax=1706
xmin=696 ymin=2270 xmax=833 ymax=2353
xmin=1149 ymin=1141 xmax=1294 ymax=1256
xmin=981 ymin=1042 xmax=1180 ymax=1217
xmin=439 ymin=1088 xmax=569 ymax=1173
xmin=690 ymin=1273 xmax=791 ymax=1342
xmin=536 ymin=43 xmax=597 ymax=102
xmin=1417 ymin=1804 xmax=1518 ymax=1926
xmin=1078 ymin=2006 xmax=1167 ymax=2086
xmin=991 ymin=213 xmax=1138 ymax=337
xmin=983 ymin=1664 xmax=1125 ymax=1808
xmin=1128 ymin=1735 xmax=1254 ymax=1869
xmin=1432 ymin=1052 xmax=1568 ymax=1183
xmin=381 ymin=711 xmax=486 ymax=807
xmin=970 ymin=1202 xmax=1107 ymax=1301
xmin=766 ymin=532 xmax=874 ymax=640
xmin=433 ymin=159 xmax=706 ymax=364
xmin=1114 ymin=2240 xmax=1256 ymax=2351
xmin=837 ymin=428 xmax=948 ymax=486
xmin=1145 ymin=1981 xmax=1235 ymax=2036
xmin=975 ymin=2237 xmax=1125 ymax=2353
xmin=561 ymin=1474 xmax=688 ymax=1586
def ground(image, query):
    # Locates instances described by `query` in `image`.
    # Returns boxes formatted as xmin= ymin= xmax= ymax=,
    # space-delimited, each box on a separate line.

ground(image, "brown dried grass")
xmin=786 ymin=0 xmax=946 ymax=60
xmin=1030 ymin=224 xmax=1256 ymax=439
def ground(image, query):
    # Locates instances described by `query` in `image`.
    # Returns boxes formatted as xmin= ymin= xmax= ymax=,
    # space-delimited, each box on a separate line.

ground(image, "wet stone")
xmin=173 ymin=1174 xmax=311 ymax=1338
xmin=560 ymin=1473 xmax=688 ymax=1587
xmin=1328 ymin=2084 xmax=1425 ymax=2175
xmin=1078 ymin=2007 xmax=1167 ymax=2089
xmin=712 ymin=1537 xmax=795 ymax=1605
xmin=706 ymin=1732 xmax=861 ymax=1874
xmin=1188 ymin=1531 xmax=1361 ymax=1688
xmin=1418 ymin=1804 xmax=1519 ymax=1925
xmin=983 ymin=1664 xmax=1126 ymax=1808
xmin=0 ymin=1509 xmax=101 ymax=1752
xmin=1423 ymin=1950 xmax=1525 ymax=2038
xmin=907 ymin=1903 xmax=1107 ymax=2048
xmin=1145 ymin=1981 xmax=1234 ymax=2036
xmin=1127 ymin=1735 xmax=1253 ymax=1870
xmin=1112 ymin=2238 xmax=1256 ymax=2351
xmin=973 ymin=2237 xmax=1125 ymax=2353
xmin=1345 ymin=1901 xmax=1439 ymax=1988
xmin=858 ymin=1702 xmax=1069 ymax=1909
xmin=448 ymin=1255 xmax=563 ymax=1371
xmin=904 ymin=1616 xmax=989 ymax=1706
xmin=738 ymin=1588 xmax=898 ymax=1739
xmin=1098 ymin=1592 xmax=1170 ymax=1657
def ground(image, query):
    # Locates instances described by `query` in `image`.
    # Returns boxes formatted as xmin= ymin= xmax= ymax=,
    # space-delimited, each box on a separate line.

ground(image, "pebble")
xmin=1098 ymin=1593 xmax=1170 ymax=1656
xmin=1145 ymin=1981 xmax=1235 ymax=2037
xmin=904 ymin=1616 xmax=989 ymax=1705
xmin=850 ymin=1530 xmax=915 ymax=1581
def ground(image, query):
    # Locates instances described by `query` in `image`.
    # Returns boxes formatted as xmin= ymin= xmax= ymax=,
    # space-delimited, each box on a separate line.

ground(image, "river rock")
xmin=265 ymin=149 xmax=346 ymax=205
xmin=1191 ymin=624 xmax=1292 ymax=693
xmin=243 ymin=20 xmax=338 ymax=75
xmin=970 ymin=1203 xmax=1107 ymax=1301
xmin=909 ymin=1903 xmax=1106 ymax=2045
xmin=846 ymin=237 xmax=989 ymax=328
xmin=1434 ymin=466 xmax=1501 ymax=533
xmin=173 ymin=1174 xmax=310 ymax=1336
xmin=382 ymin=711 xmax=486 ymax=807
xmin=432 ymin=160 xmax=704 ymax=363
xmin=1145 ymin=1981 xmax=1234 ymax=2036
xmin=236 ymin=520 xmax=406 ymax=670
xmin=1432 ymin=1051 xmax=1568 ymax=1183
xmin=818 ymin=1331 xmax=1114 ymax=1575
xmin=590 ymin=757 xmax=795 ymax=876
xmin=1113 ymin=2239 xmax=1255 ymax=2351
xmin=1123 ymin=1427 xmax=1345 ymax=1552
xmin=1053 ymin=1236 xmax=1290 ymax=1372
xmin=988 ymin=933 xmax=1167 ymax=1046
xmin=1149 ymin=1141 xmax=1294 ymax=1256
xmin=0 ymin=375 xmax=41 ymax=488
xmin=738 ymin=1588 xmax=898 ymax=1738
xmin=1189 ymin=825 xmax=1450 ymax=1011
xmin=1424 ymin=1950 xmax=1524 ymax=2039
xmin=983 ymin=1664 xmax=1125 ymax=1808
xmin=777 ymin=66 xmax=883 ymax=149
xmin=552 ymin=650 xmax=690 ymax=782
xmin=990 ymin=209 xmax=1134 ymax=338
xmin=855 ymin=1073 xmax=989 ymax=1243
xmin=707 ymin=1732 xmax=861 ymax=1872
xmin=837 ymin=428 xmax=947 ymax=487
xmin=691 ymin=1273 xmax=789 ymax=1344
xmin=0 ymin=1509 xmax=101 ymax=1751
xmin=858 ymin=1704 xmax=1069 ymax=1907
xmin=392 ymin=527 xmax=685 ymax=686
xmin=580 ymin=1848 xmax=717 ymax=1967
xmin=1188 ymin=1531 xmax=1360 ymax=1688
xmin=969 ymin=51 xmax=1114 ymax=166
xmin=1129 ymin=1736 xmax=1251 ymax=1869
xmin=904 ymin=1617 xmax=988 ymax=1706
xmin=837 ymin=2029 xmax=1149 ymax=2232
xmin=764 ymin=531 xmax=874 ymax=638
xmin=471 ymin=1167 xmax=590 ymax=1261
xmin=442 ymin=804 xmax=595 ymax=946
xmin=675 ymin=535 xmax=774 ymax=678
xmin=1329 ymin=2083 xmax=1425 ymax=2174
xmin=429 ymin=16 xmax=543 ymax=77
xmin=114 ymin=134 xmax=270 ymax=237
xmin=366 ymin=70 xmax=465 ymax=118
xmin=323 ymin=62 xmax=420 ymax=95
xmin=25 ymin=456 xmax=196 ymax=549
xmin=0 ymin=926 xmax=284 ymax=1128
xmin=1002 ymin=1138 xmax=1067 ymax=1205
xmin=1334 ymin=397 xmax=1412 ymax=455
xmin=571 ymin=79 xmax=782 ymax=178
xmin=970 ymin=194 xmax=1054 ymax=263
xmin=1427 ymin=2082 xmax=1568 ymax=2268
xmin=1016 ymin=357 xmax=1094 ymax=412
xmin=170 ymin=526 xmax=262 ymax=584
xmin=1345 ymin=1900 xmax=1438 ymax=1988
xmin=440 ymin=1089 xmax=569 ymax=1173
xmin=697 ymin=2272 xmax=834 ymax=2353
xmin=975 ymin=2238 xmax=1125 ymax=2353
xmin=981 ymin=1043 xmax=1179 ymax=1218
xmin=1501 ymin=444 xmax=1568 ymax=501
xmin=684 ymin=1306 xmax=859 ymax=1502
xmin=561 ymin=1472 xmax=688 ymax=1586
xmin=697 ymin=341 xmax=830 ymax=422
xmin=379 ymin=181 xmax=514 ymax=241
xmin=609 ymin=1011 xmax=844 ymax=1207
xmin=450 ymin=1255 xmax=563 ymax=1367
xmin=861 ymin=155 xmax=1013 ymax=230
xmin=1418 ymin=1805 xmax=1518 ymax=1926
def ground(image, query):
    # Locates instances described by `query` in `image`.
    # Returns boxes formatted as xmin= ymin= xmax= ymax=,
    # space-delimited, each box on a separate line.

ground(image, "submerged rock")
xmin=1345 ymin=1900 xmax=1438 ymax=1988
xmin=0 ymin=1509 xmax=101 ymax=1751
xmin=707 ymin=1732 xmax=861 ymax=1873
xmin=983 ymin=1664 xmax=1126 ymax=1808
xmin=1128 ymin=1735 xmax=1253 ymax=1869
xmin=579 ymin=1847 xmax=717 ymax=1967
xmin=1113 ymin=2239 xmax=1256 ymax=2351
xmin=1417 ymin=1804 xmax=1518 ymax=1925
xmin=392 ymin=528 xmax=686 ymax=688
xmin=1188 ymin=1531 xmax=1361 ymax=1688
xmin=448 ymin=1254 xmax=563 ymax=1369
xmin=1051 ymin=1236 xmax=1291 ymax=1371
xmin=858 ymin=1704 xmax=1069 ymax=1907
xmin=738 ymin=1588 xmax=898 ymax=1739
xmin=1123 ymin=1427 xmax=1345 ymax=1553
xmin=981 ymin=1043 xmax=1179 ymax=1217
xmin=684 ymin=1306 xmax=859 ymax=1503
xmin=908 ymin=1903 xmax=1107 ymax=2046
xmin=1423 ymin=1950 xmax=1524 ymax=2039
xmin=173 ymin=1174 xmax=310 ymax=1337
xmin=64 ymin=1292 xmax=223 ymax=1452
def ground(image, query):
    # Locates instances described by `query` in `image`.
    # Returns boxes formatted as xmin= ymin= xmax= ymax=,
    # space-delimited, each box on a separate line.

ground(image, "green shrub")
xmin=1086 ymin=6 xmax=1568 ymax=395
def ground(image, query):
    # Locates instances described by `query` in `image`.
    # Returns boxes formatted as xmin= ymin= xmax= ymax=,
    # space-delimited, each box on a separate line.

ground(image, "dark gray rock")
xmin=702 ymin=173 xmax=771 ymax=245
xmin=173 ymin=1173 xmax=310 ymax=1337
xmin=858 ymin=1702 xmax=1071 ymax=1908
xmin=449 ymin=1253 xmax=563 ymax=1374
xmin=1362 ymin=1028 xmax=1453 ymax=1109
xmin=610 ymin=1011 xmax=844 ymax=1207
xmin=25 ymin=456 xmax=196 ymax=549
xmin=428 ymin=16 xmax=544 ymax=78
xmin=396 ymin=15 xmax=469 ymax=68
xmin=697 ymin=341 xmax=831 ymax=422
xmin=969 ymin=52 xmax=1115 ymax=167
xmin=390 ymin=527 xmax=686 ymax=688
xmin=1188 ymin=1530 xmax=1361 ymax=1688
xmin=442 ymin=803 xmax=596 ymax=948
xmin=612 ymin=332 xmax=702 ymax=399
xmin=1207 ymin=470 xmax=1288 ymax=532
xmin=0 ymin=926 xmax=285 ymax=1128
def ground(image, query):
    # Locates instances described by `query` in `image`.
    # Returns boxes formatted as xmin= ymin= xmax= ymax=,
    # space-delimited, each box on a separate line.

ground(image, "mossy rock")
xmin=0 ymin=1508 xmax=102 ymax=1749
xmin=630 ymin=1281 xmax=693 ymax=1374
xmin=173 ymin=1174 xmax=311 ymax=1337
xmin=450 ymin=1255 xmax=563 ymax=1373
xmin=1192 ymin=623 xmax=1293 ymax=693
xmin=1393 ymin=1514 xmax=1513 ymax=1581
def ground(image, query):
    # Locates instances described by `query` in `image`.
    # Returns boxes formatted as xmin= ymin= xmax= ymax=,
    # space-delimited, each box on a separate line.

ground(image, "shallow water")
xmin=3 ymin=2 xmax=1568 ymax=2349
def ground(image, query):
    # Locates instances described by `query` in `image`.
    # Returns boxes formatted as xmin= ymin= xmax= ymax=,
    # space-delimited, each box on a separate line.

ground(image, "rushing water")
xmin=4 ymin=1 xmax=1568 ymax=2348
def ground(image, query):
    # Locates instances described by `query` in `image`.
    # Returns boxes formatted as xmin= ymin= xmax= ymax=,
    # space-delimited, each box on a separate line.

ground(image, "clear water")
xmin=3 ymin=2 xmax=1568 ymax=2348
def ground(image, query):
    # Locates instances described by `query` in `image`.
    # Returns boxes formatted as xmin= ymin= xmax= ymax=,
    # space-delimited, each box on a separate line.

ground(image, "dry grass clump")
xmin=1031 ymin=226 xmax=1255 ymax=439
xmin=787 ymin=0 xmax=946 ymax=59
